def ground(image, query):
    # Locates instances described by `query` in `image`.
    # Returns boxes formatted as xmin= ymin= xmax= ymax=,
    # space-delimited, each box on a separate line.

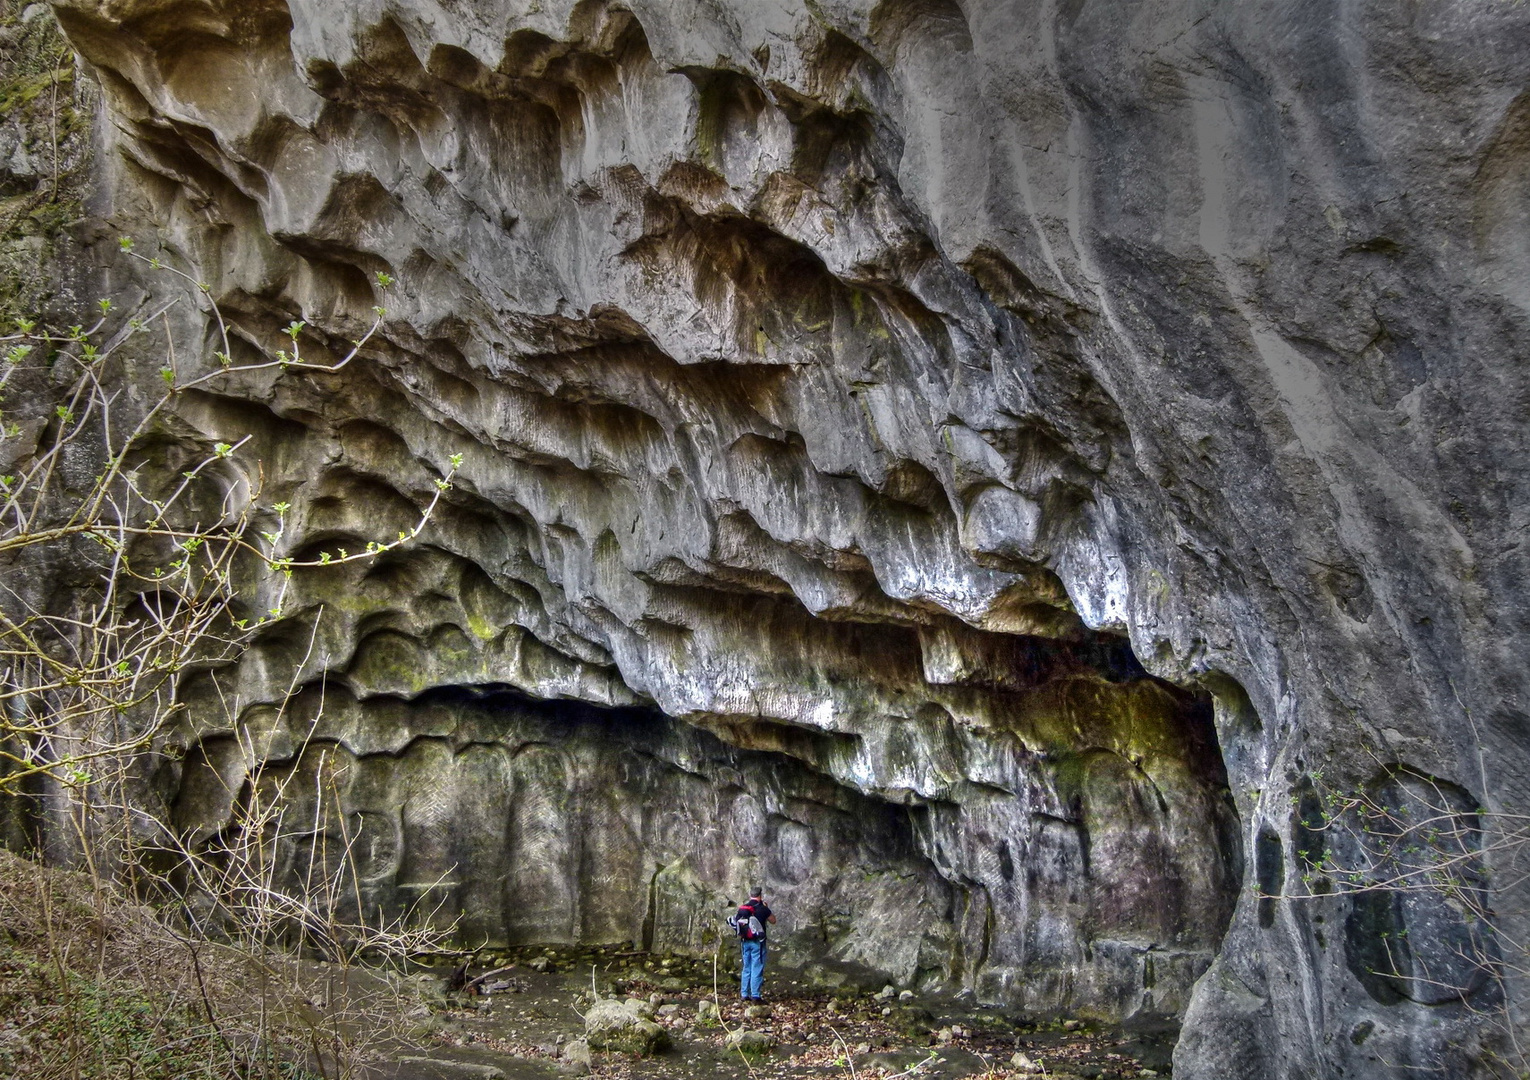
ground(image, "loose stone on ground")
xmin=404 ymin=945 xmax=1176 ymax=1080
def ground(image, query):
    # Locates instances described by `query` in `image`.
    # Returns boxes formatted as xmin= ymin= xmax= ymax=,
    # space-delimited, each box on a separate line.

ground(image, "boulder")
xmin=559 ymin=1038 xmax=592 ymax=1074
xmin=724 ymin=1030 xmax=773 ymax=1056
xmin=583 ymin=998 xmax=669 ymax=1056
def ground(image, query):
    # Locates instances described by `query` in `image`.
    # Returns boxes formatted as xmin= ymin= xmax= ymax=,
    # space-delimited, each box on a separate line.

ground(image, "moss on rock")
xmin=0 ymin=3 xmax=93 ymax=326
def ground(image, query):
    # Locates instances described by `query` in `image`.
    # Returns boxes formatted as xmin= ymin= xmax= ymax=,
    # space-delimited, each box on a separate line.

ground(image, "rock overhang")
xmin=41 ymin=0 xmax=1530 ymax=1076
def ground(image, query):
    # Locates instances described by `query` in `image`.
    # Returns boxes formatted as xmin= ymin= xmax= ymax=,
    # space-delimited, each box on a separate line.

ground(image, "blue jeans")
xmin=739 ymin=940 xmax=766 ymax=999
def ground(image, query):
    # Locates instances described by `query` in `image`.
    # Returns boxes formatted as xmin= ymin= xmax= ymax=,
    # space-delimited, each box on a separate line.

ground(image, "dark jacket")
xmin=736 ymin=898 xmax=772 ymax=942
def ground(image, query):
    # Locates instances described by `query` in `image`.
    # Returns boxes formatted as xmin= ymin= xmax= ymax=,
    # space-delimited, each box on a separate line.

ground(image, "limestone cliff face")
xmin=45 ymin=0 xmax=1530 ymax=1076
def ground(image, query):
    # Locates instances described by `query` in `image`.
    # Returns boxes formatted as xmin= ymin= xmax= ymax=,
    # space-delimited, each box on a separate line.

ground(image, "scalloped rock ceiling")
xmin=51 ymin=0 xmax=1530 ymax=1077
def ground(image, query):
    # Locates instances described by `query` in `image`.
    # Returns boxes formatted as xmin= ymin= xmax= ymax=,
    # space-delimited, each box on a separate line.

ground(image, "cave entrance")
xmin=170 ymin=620 xmax=1240 ymax=1022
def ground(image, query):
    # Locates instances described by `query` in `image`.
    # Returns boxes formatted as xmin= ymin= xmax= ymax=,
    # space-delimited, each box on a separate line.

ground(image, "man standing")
xmin=733 ymin=886 xmax=776 ymax=1002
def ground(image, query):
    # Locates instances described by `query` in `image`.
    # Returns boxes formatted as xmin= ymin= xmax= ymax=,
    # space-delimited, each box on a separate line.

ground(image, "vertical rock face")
xmin=41 ymin=0 xmax=1530 ymax=1075
xmin=169 ymin=681 xmax=1230 ymax=1012
xmin=0 ymin=5 xmax=94 ymax=323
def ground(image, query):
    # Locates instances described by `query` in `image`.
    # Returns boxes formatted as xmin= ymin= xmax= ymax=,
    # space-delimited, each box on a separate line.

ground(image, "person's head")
xmin=750 ymin=886 xmax=763 ymax=900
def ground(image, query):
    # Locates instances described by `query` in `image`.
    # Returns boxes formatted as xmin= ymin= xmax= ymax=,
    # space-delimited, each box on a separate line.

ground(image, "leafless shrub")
xmin=1276 ymin=762 xmax=1528 ymax=1076
xmin=0 ymin=244 xmax=460 ymax=1076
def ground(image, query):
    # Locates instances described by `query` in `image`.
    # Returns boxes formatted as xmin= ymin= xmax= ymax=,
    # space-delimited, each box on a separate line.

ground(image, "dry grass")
xmin=0 ymin=237 xmax=459 ymax=1080
xmin=0 ymin=847 xmax=431 ymax=1079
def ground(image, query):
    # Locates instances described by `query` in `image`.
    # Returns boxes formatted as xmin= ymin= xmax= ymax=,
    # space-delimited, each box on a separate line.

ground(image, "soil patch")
xmin=390 ymin=945 xmax=1176 ymax=1080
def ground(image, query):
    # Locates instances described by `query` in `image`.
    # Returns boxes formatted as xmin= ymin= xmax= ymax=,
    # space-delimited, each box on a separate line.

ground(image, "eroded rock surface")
xmin=168 ymin=678 xmax=1232 ymax=1017
xmin=38 ymin=0 xmax=1530 ymax=1076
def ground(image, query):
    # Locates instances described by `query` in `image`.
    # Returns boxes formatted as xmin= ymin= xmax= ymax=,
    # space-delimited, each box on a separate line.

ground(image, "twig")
xmin=463 ymin=965 xmax=518 ymax=993
xmin=828 ymin=1024 xmax=861 ymax=1080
